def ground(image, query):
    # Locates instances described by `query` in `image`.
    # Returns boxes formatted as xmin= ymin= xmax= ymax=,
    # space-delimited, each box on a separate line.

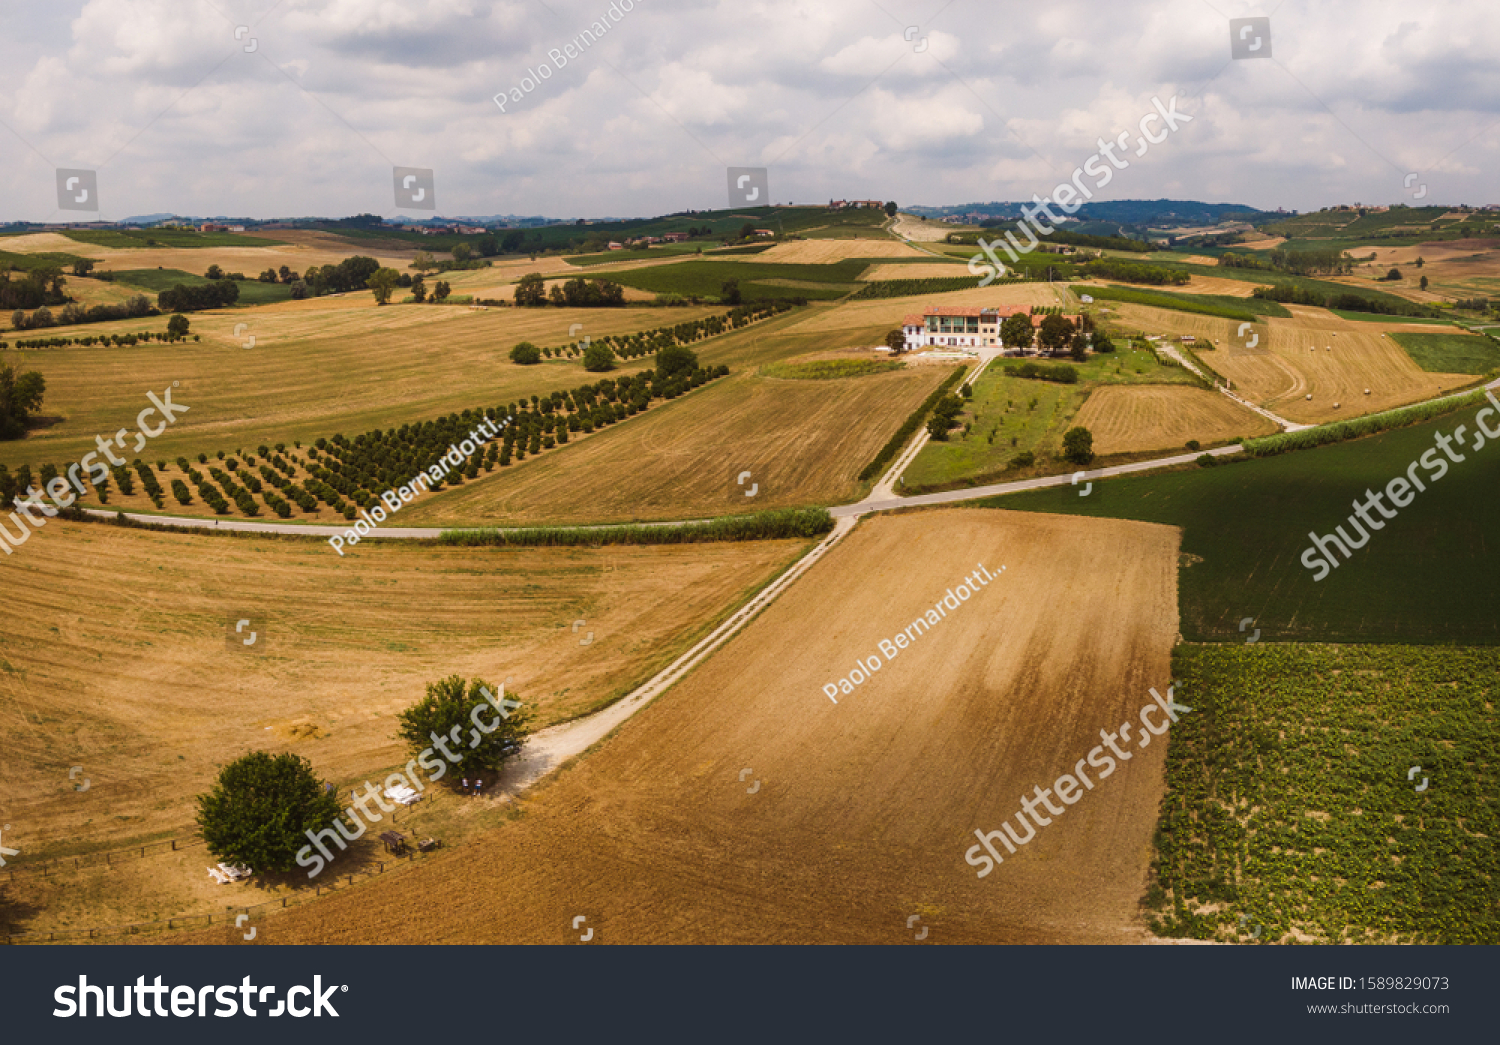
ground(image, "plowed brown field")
xmin=176 ymin=508 xmax=1180 ymax=944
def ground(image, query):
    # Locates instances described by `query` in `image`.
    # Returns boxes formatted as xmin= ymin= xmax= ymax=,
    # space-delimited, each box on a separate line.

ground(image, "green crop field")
xmin=1328 ymin=309 xmax=1452 ymax=325
xmin=1076 ymin=284 xmax=1290 ymax=321
xmin=61 ymin=228 xmax=285 ymax=249
xmin=1147 ymin=643 xmax=1499 ymax=944
xmin=600 ymin=259 xmax=865 ymax=301
xmin=760 ymin=359 xmax=903 ymax=380
xmin=112 ymin=268 xmax=293 ymax=305
xmin=981 ymin=403 xmax=1500 ymax=644
xmin=0 ymin=248 xmax=87 ymax=273
xmin=1391 ymin=331 xmax=1500 ymax=375
xmin=563 ymin=243 xmax=711 ymax=266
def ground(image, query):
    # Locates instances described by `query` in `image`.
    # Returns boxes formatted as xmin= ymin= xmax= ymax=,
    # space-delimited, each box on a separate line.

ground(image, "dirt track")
xmin=181 ymin=508 xmax=1180 ymax=944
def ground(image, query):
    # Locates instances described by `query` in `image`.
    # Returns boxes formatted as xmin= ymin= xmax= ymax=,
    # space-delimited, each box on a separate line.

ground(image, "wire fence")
xmin=1 ymin=831 xmax=207 ymax=881
xmin=2 ymin=847 xmax=438 ymax=945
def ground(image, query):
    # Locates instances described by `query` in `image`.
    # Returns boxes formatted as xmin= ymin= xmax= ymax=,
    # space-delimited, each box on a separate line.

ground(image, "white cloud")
xmin=0 ymin=0 xmax=1497 ymax=219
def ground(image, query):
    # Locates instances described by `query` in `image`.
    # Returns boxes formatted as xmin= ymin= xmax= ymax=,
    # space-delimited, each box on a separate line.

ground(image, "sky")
xmin=1 ymin=0 xmax=1497 ymax=222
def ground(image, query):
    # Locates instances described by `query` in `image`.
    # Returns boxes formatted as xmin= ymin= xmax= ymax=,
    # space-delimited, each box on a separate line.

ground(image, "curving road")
xmin=76 ymin=375 xmax=1500 ymax=808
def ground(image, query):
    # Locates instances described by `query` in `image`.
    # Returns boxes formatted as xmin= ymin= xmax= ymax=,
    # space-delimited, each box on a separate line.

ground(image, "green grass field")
xmin=1391 ymin=331 xmax=1500 ymax=374
xmin=902 ymin=348 xmax=1198 ymax=491
xmin=760 ymin=359 xmax=903 ymax=379
xmin=1328 ymin=309 xmax=1452 ymax=325
xmin=1148 ymin=643 xmax=1499 ymax=944
xmin=61 ymin=228 xmax=284 ymax=249
xmin=1077 ymin=284 xmax=1291 ymax=321
xmin=983 ymin=404 xmax=1500 ymax=643
xmin=0 ymin=248 xmax=86 ymax=273
xmin=112 ymin=268 xmax=293 ymax=305
xmin=563 ymin=243 xmax=711 ymax=266
xmin=601 ymin=259 xmax=866 ymax=301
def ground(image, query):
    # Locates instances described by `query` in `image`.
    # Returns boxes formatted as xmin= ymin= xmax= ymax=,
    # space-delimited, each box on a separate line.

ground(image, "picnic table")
xmin=208 ymin=862 xmax=253 ymax=884
xmin=378 ymin=831 xmax=407 ymax=855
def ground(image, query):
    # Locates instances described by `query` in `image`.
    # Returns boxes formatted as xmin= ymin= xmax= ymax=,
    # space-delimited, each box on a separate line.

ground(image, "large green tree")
xmin=195 ymin=752 xmax=341 ymax=873
xmin=397 ymin=676 xmax=533 ymax=778
xmin=510 ymin=341 xmax=541 ymax=364
xmin=583 ymin=340 xmax=616 ymax=372
xmin=1000 ymin=312 xmax=1034 ymax=349
xmin=0 ymin=363 xmax=46 ymax=441
xmin=1062 ymin=426 xmax=1094 ymax=465
xmin=366 ymin=268 xmax=401 ymax=305
xmin=656 ymin=344 xmax=699 ymax=381
xmin=514 ymin=272 xmax=547 ymax=306
xmin=884 ymin=328 xmax=907 ymax=354
xmin=1037 ymin=314 xmax=1075 ymax=353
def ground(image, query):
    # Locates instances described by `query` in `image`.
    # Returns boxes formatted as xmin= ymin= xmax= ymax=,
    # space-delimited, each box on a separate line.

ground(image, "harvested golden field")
xmin=1080 ymin=274 xmax=1258 ymax=298
xmin=891 ymin=213 xmax=963 ymax=242
xmin=1108 ymin=303 xmax=1473 ymax=423
xmin=1 ymin=230 xmax=415 ymax=277
xmin=781 ymin=282 xmax=1068 ymax=338
xmin=400 ymin=364 xmax=947 ymax=525
xmin=0 ymin=518 xmax=805 ymax=865
xmin=755 ymin=238 xmax=925 ymax=263
xmin=0 ymin=301 xmax=725 ymax=469
xmin=860 ymin=261 xmax=971 ymax=280
xmin=1072 ymin=385 xmax=1277 ymax=454
xmin=172 ymin=508 xmax=1180 ymax=945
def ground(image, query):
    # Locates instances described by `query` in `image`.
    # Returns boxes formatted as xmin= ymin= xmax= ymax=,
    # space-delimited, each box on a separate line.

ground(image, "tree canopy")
xmin=514 ymin=272 xmax=547 ymax=307
xmin=656 ymin=344 xmax=699 ymax=381
xmin=1062 ymin=426 xmax=1095 ymax=465
xmin=366 ymin=268 xmax=401 ymax=305
xmin=583 ymin=340 xmax=616 ymax=372
xmin=195 ymin=751 xmax=341 ymax=873
xmin=1000 ymin=312 xmax=1034 ymax=348
xmin=396 ymin=675 xmax=533 ymax=778
xmin=0 ymin=363 xmax=46 ymax=440
xmin=1038 ymin=314 xmax=1076 ymax=352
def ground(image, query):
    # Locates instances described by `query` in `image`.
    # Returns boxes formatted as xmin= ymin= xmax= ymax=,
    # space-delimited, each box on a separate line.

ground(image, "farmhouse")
xmin=900 ymin=305 xmax=1083 ymax=350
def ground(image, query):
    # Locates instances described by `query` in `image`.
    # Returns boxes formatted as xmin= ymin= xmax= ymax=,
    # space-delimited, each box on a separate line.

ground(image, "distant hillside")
xmin=907 ymin=199 xmax=1274 ymax=228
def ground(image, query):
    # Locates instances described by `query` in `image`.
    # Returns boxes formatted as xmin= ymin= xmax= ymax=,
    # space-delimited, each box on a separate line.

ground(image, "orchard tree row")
xmin=512 ymin=300 xmax=795 ymax=369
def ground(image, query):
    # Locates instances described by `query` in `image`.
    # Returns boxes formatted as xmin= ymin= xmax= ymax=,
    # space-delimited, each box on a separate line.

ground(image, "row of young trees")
xmin=315 ymin=346 xmax=725 ymax=489
xmin=513 ymin=301 xmax=797 ymax=367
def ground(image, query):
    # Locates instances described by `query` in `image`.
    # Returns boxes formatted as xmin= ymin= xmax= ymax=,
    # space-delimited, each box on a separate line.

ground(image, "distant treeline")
xmin=1221 ymin=248 xmax=1354 ymax=275
xmin=1251 ymin=282 xmax=1436 ymax=317
xmin=1079 ymin=258 xmax=1190 ymax=285
xmin=158 ymin=280 xmax=240 ymax=312
xmin=11 ymin=296 xmax=156 ymax=331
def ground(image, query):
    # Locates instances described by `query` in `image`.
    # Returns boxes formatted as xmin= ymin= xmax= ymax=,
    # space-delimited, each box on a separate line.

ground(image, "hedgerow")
xmin=437 ymin=508 xmax=834 ymax=547
xmin=857 ymin=367 xmax=967 ymax=481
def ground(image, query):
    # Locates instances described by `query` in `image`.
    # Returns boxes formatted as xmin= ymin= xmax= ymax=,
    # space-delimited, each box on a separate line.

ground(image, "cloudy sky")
xmin=1 ymin=0 xmax=1497 ymax=222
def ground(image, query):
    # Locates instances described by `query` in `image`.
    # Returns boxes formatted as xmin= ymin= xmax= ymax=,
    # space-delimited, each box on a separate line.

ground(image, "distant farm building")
xmin=901 ymin=305 xmax=1082 ymax=349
